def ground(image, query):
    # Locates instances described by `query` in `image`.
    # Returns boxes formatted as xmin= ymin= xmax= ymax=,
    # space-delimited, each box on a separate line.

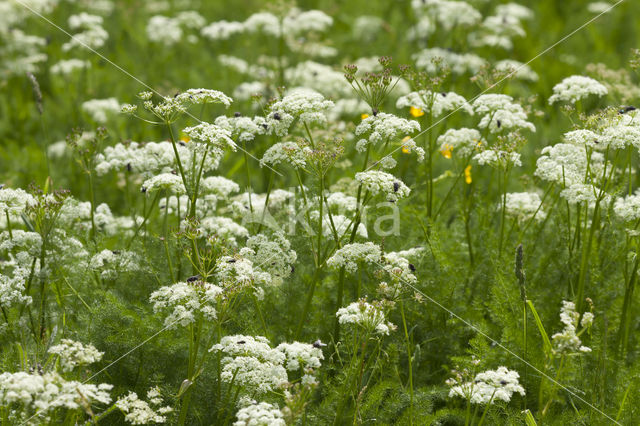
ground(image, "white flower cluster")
xmin=0 ymin=267 xmax=32 ymax=308
xmin=396 ymin=91 xmax=473 ymax=118
xmin=381 ymin=250 xmax=418 ymax=285
xmin=199 ymin=176 xmax=240 ymax=199
xmin=268 ymin=88 xmax=334 ymax=130
xmin=355 ymin=171 xmax=410 ymax=202
xmin=276 ymin=341 xmax=324 ymax=385
xmin=63 ymin=12 xmax=109 ymax=52
xmin=196 ymin=216 xmax=249 ymax=246
xmin=242 ymin=233 xmax=297 ymax=287
xmin=0 ymin=371 xmax=112 ymax=423
xmin=336 ymin=299 xmax=395 ymax=335
xmin=473 ymin=149 xmax=522 ymax=168
xmin=548 ymin=75 xmax=608 ymax=104
xmin=412 ymin=48 xmax=487 ymax=75
xmin=437 ymin=128 xmax=484 ymax=158
xmin=355 ymin=113 xmax=421 ymax=153
xmin=448 ymin=366 xmax=525 ymax=404
xmin=116 ymin=387 xmax=172 ymax=425
xmin=473 ymin=94 xmax=535 ymax=134
xmin=82 ymin=98 xmax=122 ymax=123
xmin=214 ymin=115 xmax=266 ymax=143
xmin=182 ymin=122 xmax=237 ymax=157
xmin=175 ymin=89 xmax=233 ymax=107
xmin=141 ymin=173 xmax=186 ymax=194
xmin=210 ymin=335 xmax=288 ymax=394
xmin=494 ymin=60 xmax=539 ymax=82
xmin=534 ymin=143 xmax=603 ymax=185
xmin=147 ymin=11 xmax=206 ymax=46
xmin=90 ymin=250 xmax=142 ymax=280
xmin=48 ymin=339 xmax=103 ymax=372
xmin=326 ymin=242 xmax=382 ymax=273
xmin=0 ymin=187 xmax=35 ymax=218
xmin=261 ymin=142 xmax=313 ymax=169
xmin=504 ymin=192 xmax=546 ymax=223
xmin=50 ymin=59 xmax=90 ymax=76
xmin=95 ymin=141 xmax=219 ymax=177
xmin=312 ymin=212 xmax=368 ymax=239
xmin=150 ymin=280 xmax=224 ymax=328
xmin=551 ymin=301 xmax=593 ymax=354
xmin=285 ymin=61 xmax=352 ymax=99
xmin=614 ymin=190 xmax=640 ymax=222
xmin=413 ymin=0 xmax=482 ymax=31
xmin=234 ymin=400 xmax=285 ymax=426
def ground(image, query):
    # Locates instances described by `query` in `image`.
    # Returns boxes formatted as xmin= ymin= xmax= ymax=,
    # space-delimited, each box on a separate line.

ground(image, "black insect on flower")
xmin=237 ymin=340 xmax=246 ymax=344
xmin=619 ymin=106 xmax=637 ymax=114
xmin=313 ymin=340 xmax=327 ymax=348
xmin=393 ymin=181 xmax=400 ymax=192
xmin=187 ymin=275 xmax=201 ymax=282
xmin=409 ymin=263 xmax=416 ymax=272
xmin=234 ymin=112 xmax=242 ymax=117
xmin=227 ymin=258 xmax=236 ymax=263
xmin=273 ymin=112 xmax=281 ymax=121
xmin=496 ymin=120 xmax=502 ymax=128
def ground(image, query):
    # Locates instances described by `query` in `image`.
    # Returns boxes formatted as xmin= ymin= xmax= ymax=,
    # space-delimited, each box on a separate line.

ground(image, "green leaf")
xmin=526 ymin=300 xmax=552 ymax=357
xmin=523 ymin=409 xmax=537 ymax=426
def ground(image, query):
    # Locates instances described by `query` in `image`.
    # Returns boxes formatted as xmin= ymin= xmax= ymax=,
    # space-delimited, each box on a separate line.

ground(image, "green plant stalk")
xmin=541 ymin=355 xmax=565 ymax=416
xmin=126 ymin=191 xmax=162 ymax=249
xmin=252 ymin=293 xmax=268 ymax=337
xmin=188 ymin=146 xmax=209 ymax=218
xmin=167 ymin=124 xmax=192 ymax=201
xmin=242 ymin=141 xmax=254 ymax=217
xmin=295 ymin=267 xmax=322 ymax=339
xmin=162 ymin=192 xmax=175 ymax=283
xmin=5 ymin=211 xmax=12 ymax=239
xmin=617 ymin=250 xmax=639 ymax=358
xmin=575 ymin=200 xmax=600 ymax=312
xmin=476 ymin=391 xmax=497 ymax=426
xmin=498 ymin=168 xmax=509 ymax=256
xmin=88 ymin=169 xmax=97 ymax=244
xmin=400 ymin=301 xmax=414 ymax=425
xmin=177 ymin=316 xmax=203 ymax=426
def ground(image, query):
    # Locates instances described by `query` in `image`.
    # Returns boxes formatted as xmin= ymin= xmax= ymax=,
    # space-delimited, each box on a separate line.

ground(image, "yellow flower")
xmin=402 ymin=136 xmax=411 ymax=154
xmin=440 ymin=144 xmax=453 ymax=159
xmin=465 ymin=165 xmax=472 ymax=184
xmin=361 ymin=113 xmax=369 ymax=120
xmin=180 ymin=135 xmax=191 ymax=143
xmin=410 ymin=106 xmax=424 ymax=118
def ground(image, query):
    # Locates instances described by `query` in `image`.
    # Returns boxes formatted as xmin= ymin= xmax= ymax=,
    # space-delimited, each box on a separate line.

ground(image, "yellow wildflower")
xmin=465 ymin=165 xmax=472 ymax=184
xmin=361 ymin=113 xmax=369 ymax=120
xmin=410 ymin=106 xmax=424 ymax=117
xmin=440 ymin=144 xmax=453 ymax=159
xmin=402 ymin=136 xmax=411 ymax=154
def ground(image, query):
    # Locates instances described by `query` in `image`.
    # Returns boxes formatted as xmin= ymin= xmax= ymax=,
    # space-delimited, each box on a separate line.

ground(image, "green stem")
xmin=400 ymin=301 xmax=414 ymax=425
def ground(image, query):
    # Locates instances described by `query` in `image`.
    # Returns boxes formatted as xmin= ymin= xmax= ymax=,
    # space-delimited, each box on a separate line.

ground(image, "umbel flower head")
xmin=355 ymin=171 xmax=410 ymax=202
xmin=548 ymin=75 xmax=608 ymax=105
xmin=447 ymin=366 xmax=525 ymax=405
xmin=336 ymin=299 xmax=396 ymax=335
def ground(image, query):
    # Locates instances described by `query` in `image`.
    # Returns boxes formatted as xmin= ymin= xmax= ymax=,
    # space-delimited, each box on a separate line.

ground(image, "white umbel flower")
xmin=504 ymin=192 xmax=546 ymax=223
xmin=234 ymin=401 xmax=285 ymax=426
xmin=548 ymin=75 xmax=608 ymax=104
xmin=150 ymin=281 xmax=223 ymax=327
xmin=326 ymin=242 xmax=381 ymax=273
xmin=448 ymin=366 xmax=525 ymax=405
xmin=355 ymin=171 xmax=410 ymax=202
xmin=336 ymin=299 xmax=395 ymax=335
xmin=141 ymin=173 xmax=186 ymax=194
xmin=48 ymin=339 xmax=103 ymax=372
